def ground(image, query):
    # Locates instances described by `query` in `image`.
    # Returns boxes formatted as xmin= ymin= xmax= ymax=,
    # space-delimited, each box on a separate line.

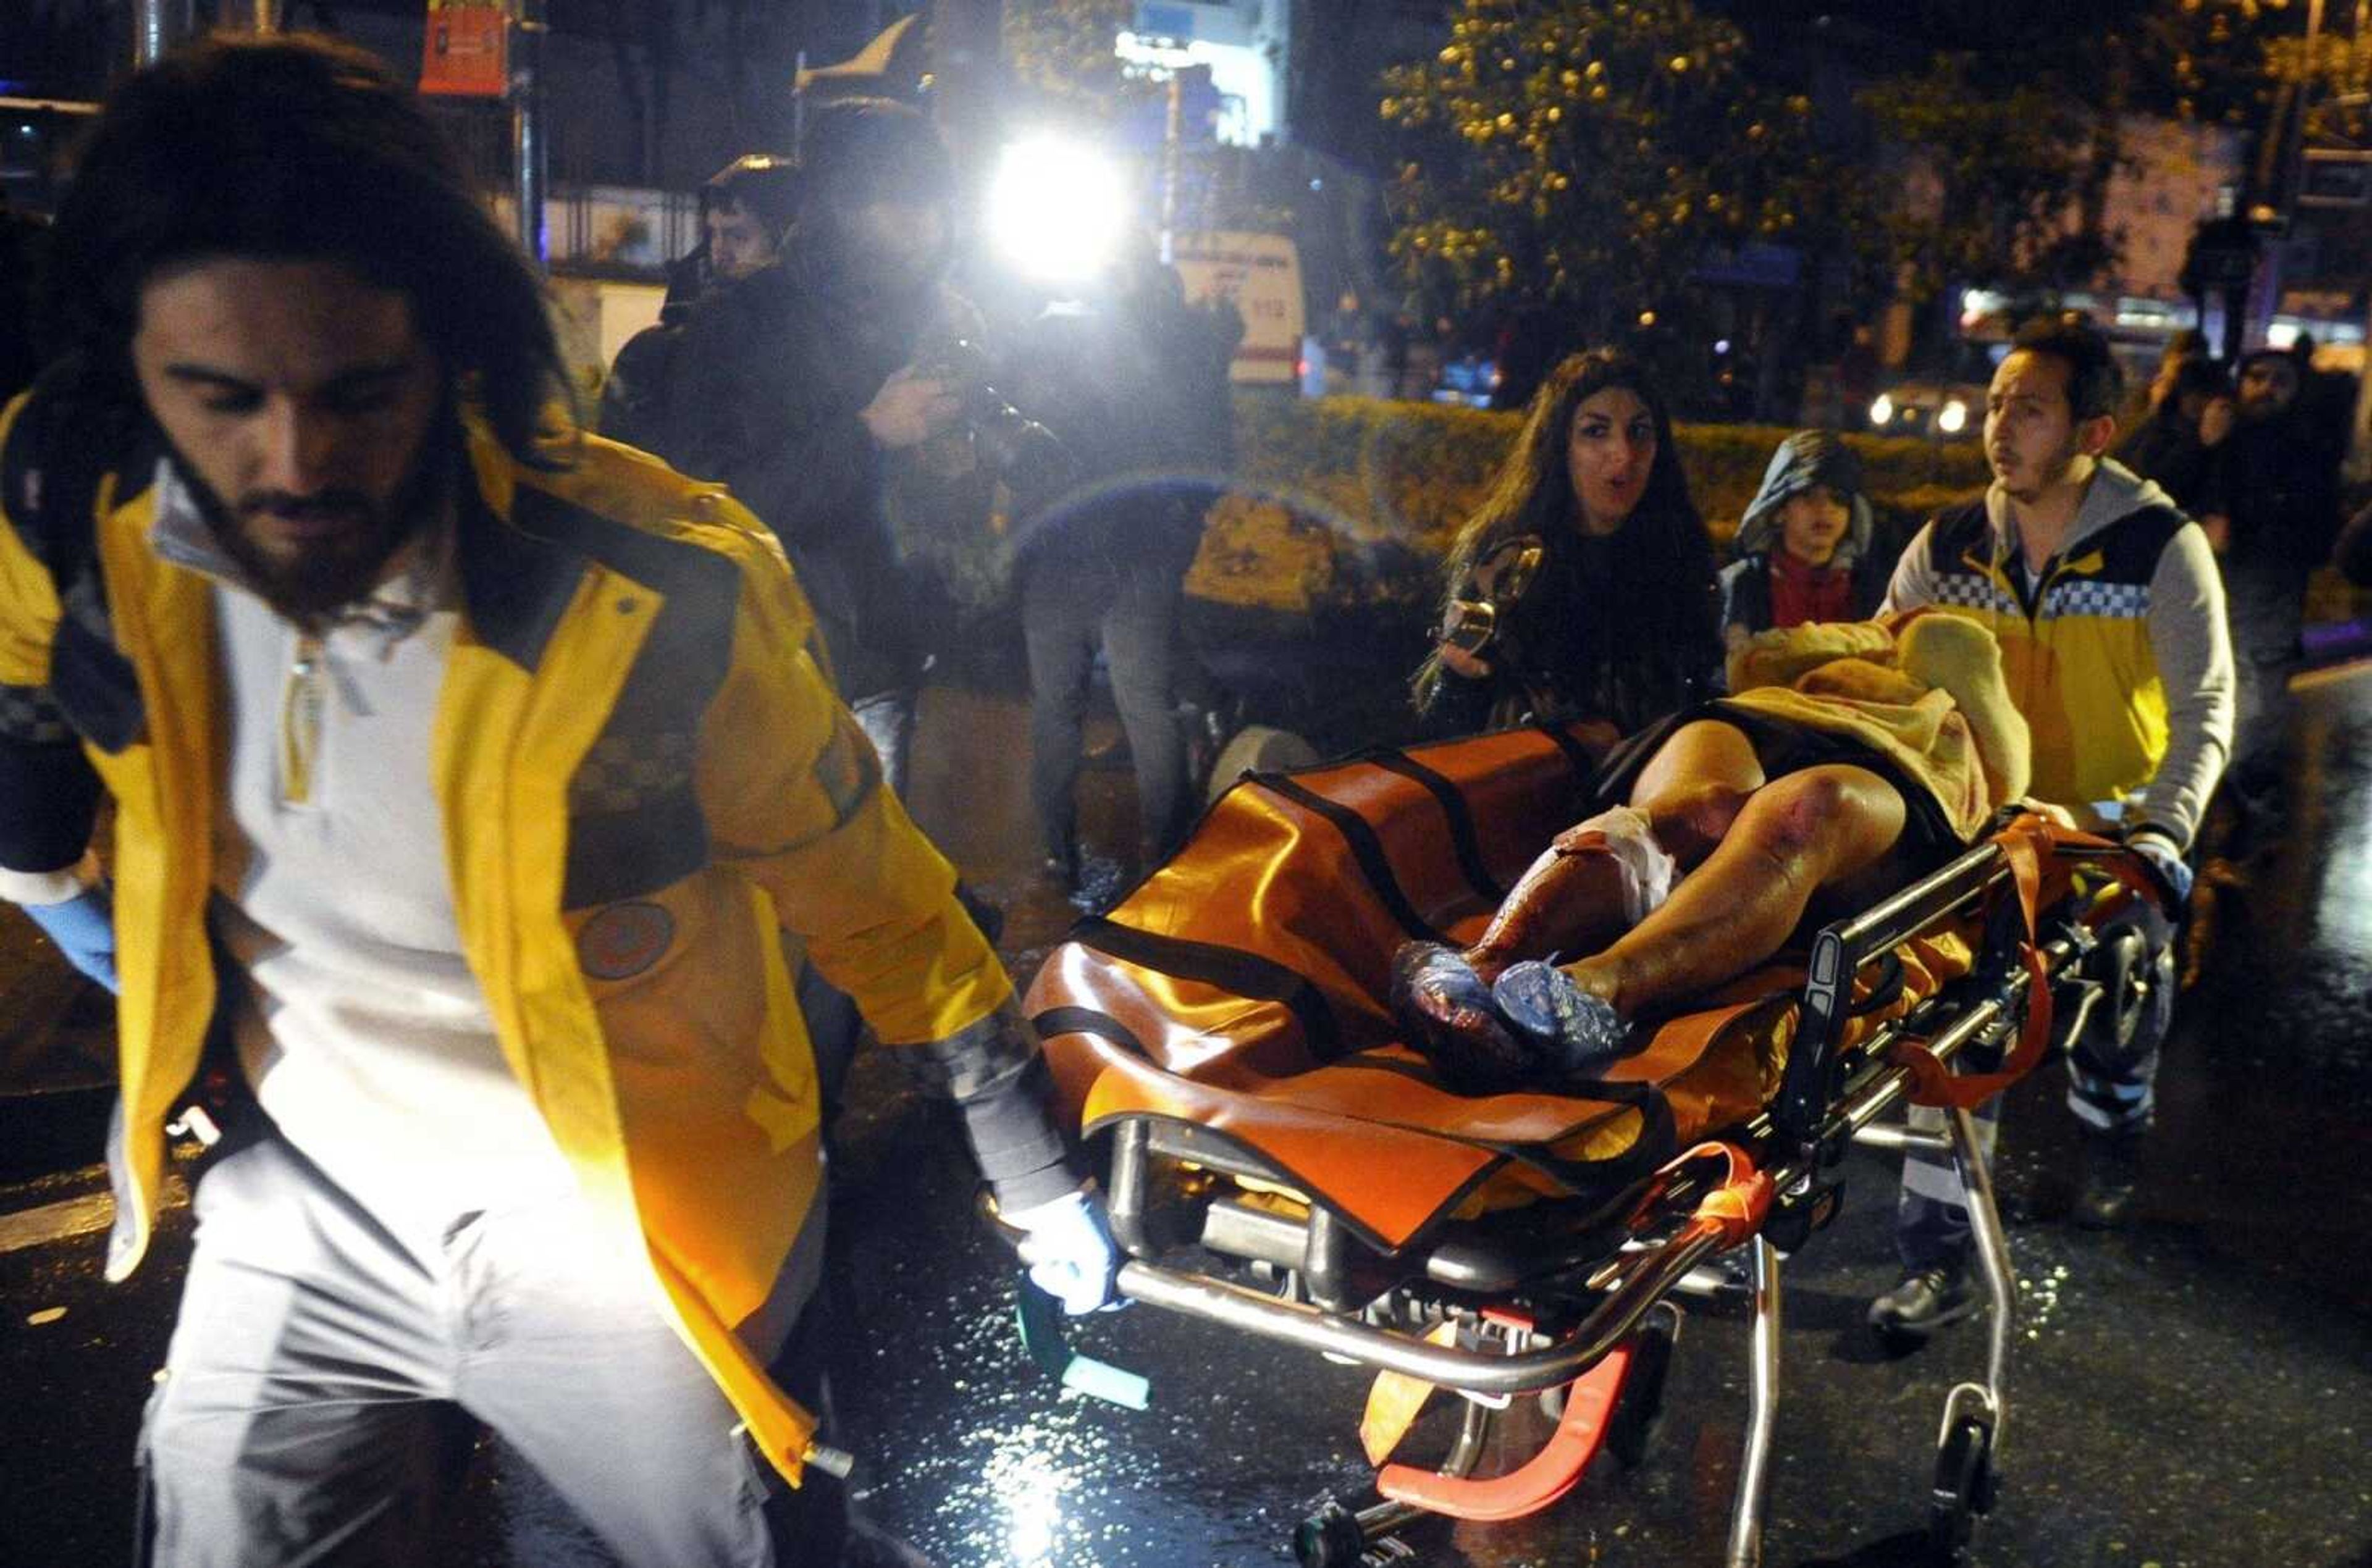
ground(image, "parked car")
xmin=1867 ymin=343 xmax=2003 ymax=441
xmin=1432 ymin=351 xmax=1501 ymax=408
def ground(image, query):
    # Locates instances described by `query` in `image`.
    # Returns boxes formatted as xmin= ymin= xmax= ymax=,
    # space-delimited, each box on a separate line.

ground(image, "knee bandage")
xmin=1555 ymin=805 xmax=1677 ymax=927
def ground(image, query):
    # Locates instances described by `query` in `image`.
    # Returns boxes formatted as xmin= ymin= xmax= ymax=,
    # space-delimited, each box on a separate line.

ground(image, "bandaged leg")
xmin=1555 ymin=805 xmax=1679 ymax=924
xmin=1464 ymin=805 xmax=1678 ymax=981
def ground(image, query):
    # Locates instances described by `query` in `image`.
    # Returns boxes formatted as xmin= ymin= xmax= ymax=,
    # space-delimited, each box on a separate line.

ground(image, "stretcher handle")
xmin=1374 ymin=1341 xmax=1635 ymax=1520
xmin=1888 ymin=821 xmax=2168 ymax=1113
xmin=1779 ymin=838 xmax=2015 ymax=1144
xmin=1887 ymin=820 xmax=2057 ymax=1110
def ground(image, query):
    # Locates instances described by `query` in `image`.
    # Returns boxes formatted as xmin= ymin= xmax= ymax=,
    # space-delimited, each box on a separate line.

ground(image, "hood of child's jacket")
xmin=1734 ymin=429 xmax=1874 ymax=564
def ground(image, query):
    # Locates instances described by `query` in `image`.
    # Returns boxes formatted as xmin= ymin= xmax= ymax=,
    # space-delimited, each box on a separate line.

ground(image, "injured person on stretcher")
xmin=1394 ymin=609 xmax=2038 ymax=1095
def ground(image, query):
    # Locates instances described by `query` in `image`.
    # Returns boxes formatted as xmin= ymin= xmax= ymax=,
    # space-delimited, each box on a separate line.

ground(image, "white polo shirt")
xmin=153 ymin=464 xmax=574 ymax=1258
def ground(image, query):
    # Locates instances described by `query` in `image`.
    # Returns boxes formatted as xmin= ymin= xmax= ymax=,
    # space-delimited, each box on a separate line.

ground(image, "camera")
xmin=928 ymin=338 xmax=1075 ymax=498
xmin=1441 ymin=535 xmax=1546 ymax=660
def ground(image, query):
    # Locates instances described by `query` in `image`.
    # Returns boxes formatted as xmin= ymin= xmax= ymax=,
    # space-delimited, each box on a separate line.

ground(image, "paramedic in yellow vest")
xmin=1866 ymin=317 xmax=2234 ymax=1346
xmin=0 ymin=36 xmax=1117 ymax=1567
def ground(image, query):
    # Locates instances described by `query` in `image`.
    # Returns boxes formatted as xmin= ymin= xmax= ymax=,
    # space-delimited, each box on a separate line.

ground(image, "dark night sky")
xmin=1704 ymin=0 xmax=2166 ymax=51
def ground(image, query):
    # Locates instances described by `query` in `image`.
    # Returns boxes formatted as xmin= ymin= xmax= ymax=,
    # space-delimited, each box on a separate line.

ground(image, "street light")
xmin=987 ymin=135 xmax=1129 ymax=287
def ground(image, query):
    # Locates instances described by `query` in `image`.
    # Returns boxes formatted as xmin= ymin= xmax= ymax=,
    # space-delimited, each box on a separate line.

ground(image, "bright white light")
xmin=1714 ymin=338 xmax=1731 ymax=354
xmin=1938 ymin=398 xmax=1969 ymax=434
xmin=2266 ymin=321 xmax=2300 ymax=350
xmin=1115 ymin=30 xmax=1194 ymax=69
xmin=988 ymin=136 xmax=1129 ymax=286
xmin=1870 ymin=393 xmax=1895 ymax=426
xmin=993 ymin=1448 xmax=1069 ymax=1564
xmin=1959 ymin=287 xmax=2009 ymax=329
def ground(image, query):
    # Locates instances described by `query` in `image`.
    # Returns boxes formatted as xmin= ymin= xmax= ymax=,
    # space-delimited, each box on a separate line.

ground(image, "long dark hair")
xmin=1415 ymin=348 xmax=1720 ymax=721
xmin=38 ymin=33 xmax=569 ymax=465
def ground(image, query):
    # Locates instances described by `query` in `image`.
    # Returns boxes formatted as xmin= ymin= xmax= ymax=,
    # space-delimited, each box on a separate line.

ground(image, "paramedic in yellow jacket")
xmin=0 ymin=36 xmax=1117 ymax=1568
xmin=1870 ymin=316 xmax=2234 ymax=1345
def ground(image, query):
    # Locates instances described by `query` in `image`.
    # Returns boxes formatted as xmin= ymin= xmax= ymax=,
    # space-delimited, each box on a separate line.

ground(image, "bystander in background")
xmin=1718 ymin=429 xmax=1890 ymax=650
xmin=2112 ymin=355 xmax=2232 ymax=522
xmin=1004 ymin=242 xmax=1240 ymax=905
xmin=2211 ymin=349 xmax=2345 ymax=863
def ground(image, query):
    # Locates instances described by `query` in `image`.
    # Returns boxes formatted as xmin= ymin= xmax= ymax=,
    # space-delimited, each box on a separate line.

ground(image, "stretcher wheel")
xmin=2097 ymin=928 xmax=2150 ymax=1051
xmin=1292 ymin=1499 xmax=1366 ymax=1568
xmin=1204 ymin=724 xmax=1322 ymax=803
xmin=1605 ymin=1310 xmax=1679 ymax=1470
xmin=1927 ymin=1414 xmax=1996 ymax=1564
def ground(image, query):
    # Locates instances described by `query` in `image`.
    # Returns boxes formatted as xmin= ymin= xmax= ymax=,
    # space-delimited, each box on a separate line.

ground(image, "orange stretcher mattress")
xmin=1025 ymin=723 xmax=1981 ymax=1254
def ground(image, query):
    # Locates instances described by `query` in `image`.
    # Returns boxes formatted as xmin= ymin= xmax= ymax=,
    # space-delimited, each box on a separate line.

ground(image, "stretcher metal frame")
xmin=1070 ymin=832 xmax=2135 ymax=1567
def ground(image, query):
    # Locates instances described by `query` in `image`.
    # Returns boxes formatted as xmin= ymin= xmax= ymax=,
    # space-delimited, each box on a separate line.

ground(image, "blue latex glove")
xmin=22 ymin=883 xmax=119 ymax=994
xmin=1005 ymin=1186 xmax=1124 ymax=1315
xmin=2122 ymin=826 xmax=2195 ymax=905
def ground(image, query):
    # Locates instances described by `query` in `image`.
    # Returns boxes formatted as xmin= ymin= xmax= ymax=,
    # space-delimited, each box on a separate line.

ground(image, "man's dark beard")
xmin=809 ymin=223 xmax=948 ymax=321
xmin=173 ymin=429 xmax=452 ymax=625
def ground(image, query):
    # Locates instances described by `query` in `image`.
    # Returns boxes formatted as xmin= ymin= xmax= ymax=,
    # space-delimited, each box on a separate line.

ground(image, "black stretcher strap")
xmin=1070 ymin=915 xmax=1348 ymax=1062
xmin=1031 ymin=1004 xmax=1153 ymax=1061
xmin=1255 ymin=774 xmax=1449 ymax=944
xmin=1533 ymin=721 xmax=1600 ymax=780
xmin=1042 ymin=988 xmax=1686 ymax=1253
xmin=1366 ymin=748 xmax=1507 ymax=904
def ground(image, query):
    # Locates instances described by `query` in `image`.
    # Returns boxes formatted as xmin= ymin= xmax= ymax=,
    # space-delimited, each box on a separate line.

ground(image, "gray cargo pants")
xmin=137 ymin=1133 xmax=833 ymax=1567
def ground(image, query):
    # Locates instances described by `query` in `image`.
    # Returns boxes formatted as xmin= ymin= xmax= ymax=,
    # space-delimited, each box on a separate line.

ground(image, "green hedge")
xmin=1185 ymin=393 xmax=1991 ymax=614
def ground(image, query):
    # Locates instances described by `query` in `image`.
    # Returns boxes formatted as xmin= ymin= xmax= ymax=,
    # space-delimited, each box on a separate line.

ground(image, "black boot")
xmin=2073 ymin=1127 xmax=2145 ymax=1230
xmin=1868 ymin=1265 xmax=1976 ymax=1347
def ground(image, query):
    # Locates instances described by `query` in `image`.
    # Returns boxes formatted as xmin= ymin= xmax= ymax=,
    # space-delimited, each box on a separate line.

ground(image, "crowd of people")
xmin=1397 ymin=316 xmax=2285 ymax=1341
xmin=2 ymin=28 xmax=2368 ymax=1568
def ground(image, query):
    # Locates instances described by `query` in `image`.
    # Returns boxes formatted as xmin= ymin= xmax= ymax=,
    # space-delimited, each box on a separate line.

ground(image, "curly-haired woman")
xmin=1413 ymin=348 xmax=1724 ymax=740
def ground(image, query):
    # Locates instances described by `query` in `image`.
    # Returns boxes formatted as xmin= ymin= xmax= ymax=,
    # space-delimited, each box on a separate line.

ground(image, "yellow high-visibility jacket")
xmin=0 ymin=388 xmax=1012 ymax=1482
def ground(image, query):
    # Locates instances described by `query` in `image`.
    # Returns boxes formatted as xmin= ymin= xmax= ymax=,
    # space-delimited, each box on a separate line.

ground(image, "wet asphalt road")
xmin=2 ymin=665 xmax=2368 ymax=1568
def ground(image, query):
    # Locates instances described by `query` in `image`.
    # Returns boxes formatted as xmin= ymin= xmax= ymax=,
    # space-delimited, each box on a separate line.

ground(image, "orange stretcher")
xmin=1022 ymin=721 xmax=2169 ymax=1567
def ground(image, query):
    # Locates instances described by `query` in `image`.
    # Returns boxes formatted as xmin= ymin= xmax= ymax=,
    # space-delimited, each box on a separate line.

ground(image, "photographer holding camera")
xmin=599 ymin=98 xmax=984 ymax=789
